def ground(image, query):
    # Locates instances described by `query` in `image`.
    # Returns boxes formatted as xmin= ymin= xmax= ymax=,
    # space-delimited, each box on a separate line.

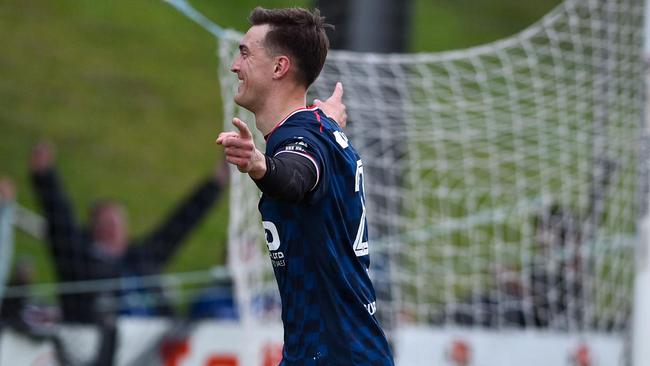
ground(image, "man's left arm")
xmin=135 ymin=163 xmax=228 ymax=265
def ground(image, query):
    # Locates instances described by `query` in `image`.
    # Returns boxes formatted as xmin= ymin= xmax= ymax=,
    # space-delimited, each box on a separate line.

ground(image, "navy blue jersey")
xmin=259 ymin=107 xmax=394 ymax=365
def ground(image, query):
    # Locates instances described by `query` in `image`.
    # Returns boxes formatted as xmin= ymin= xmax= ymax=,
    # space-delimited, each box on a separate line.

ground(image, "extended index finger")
xmin=232 ymin=118 xmax=252 ymax=139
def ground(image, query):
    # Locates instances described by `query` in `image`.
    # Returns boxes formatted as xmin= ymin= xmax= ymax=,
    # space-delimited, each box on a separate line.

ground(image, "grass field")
xmin=0 ymin=0 xmax=559 ymax=298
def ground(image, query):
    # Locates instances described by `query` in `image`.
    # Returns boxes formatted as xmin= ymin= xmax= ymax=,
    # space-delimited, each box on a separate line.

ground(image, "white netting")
xmin=223 ymin=0 xmax=645 ymax=344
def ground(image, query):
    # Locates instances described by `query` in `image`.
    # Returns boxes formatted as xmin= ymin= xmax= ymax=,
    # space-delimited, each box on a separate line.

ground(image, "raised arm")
xmin=29 ymin=142 xmax=81 ymax=254
xmin=135 ymin=162 xmax=228 ymax=266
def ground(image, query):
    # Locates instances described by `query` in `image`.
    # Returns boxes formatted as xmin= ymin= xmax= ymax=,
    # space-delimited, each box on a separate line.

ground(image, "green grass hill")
xmin=0 ymin=0 xmax=559 ymax=290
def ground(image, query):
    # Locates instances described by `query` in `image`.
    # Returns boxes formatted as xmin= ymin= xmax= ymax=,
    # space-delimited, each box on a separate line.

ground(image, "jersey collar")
xmin=264 ymin=106 xmax=319 ymax=141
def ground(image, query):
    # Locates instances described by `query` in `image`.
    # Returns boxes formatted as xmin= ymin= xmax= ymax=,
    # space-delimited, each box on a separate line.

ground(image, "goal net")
xmin=221 ymin=0 xmax=645 ymax=363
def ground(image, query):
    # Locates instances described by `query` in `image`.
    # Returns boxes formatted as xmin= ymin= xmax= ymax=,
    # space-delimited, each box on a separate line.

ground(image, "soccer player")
xmin=216 ymin=7 xmax=394 ymax=365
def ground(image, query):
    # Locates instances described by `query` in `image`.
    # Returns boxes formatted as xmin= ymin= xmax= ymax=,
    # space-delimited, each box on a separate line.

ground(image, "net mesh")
xmin=223 ymin=0 xmax=645 ymax=338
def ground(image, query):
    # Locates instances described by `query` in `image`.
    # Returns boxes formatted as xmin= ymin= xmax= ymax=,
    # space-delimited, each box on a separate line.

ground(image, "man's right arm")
xmin=216 ymin=119 xmax=319 ymax=203
xmin=134 ymin=165 xmax=227 ymax=267
xmin=253 ymin=152 xmax=317 ymax=203
xmin=29 ymin=142 xmax=79 ymax=252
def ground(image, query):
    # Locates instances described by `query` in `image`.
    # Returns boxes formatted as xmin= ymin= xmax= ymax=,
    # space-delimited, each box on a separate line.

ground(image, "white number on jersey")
xmin=353 ymin=159 xmax=369 ymax=257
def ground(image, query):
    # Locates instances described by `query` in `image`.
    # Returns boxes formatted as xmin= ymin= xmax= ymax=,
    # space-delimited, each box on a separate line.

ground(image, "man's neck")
xmin=93 ymin=239 xmax=127 ymax=259
xmin=254 ymin=87 xmax=307 ymax=136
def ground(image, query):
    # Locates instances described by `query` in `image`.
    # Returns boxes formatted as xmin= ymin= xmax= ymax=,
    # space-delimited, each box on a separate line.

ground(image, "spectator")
xmin=0 ymin=258 xmax=34 ymax=328
xmin=529 ymin=203 xmax=583 ymax=329
xmin=29 ymin=141 xmax=228 ymax=324
xmin=1 ymin=257 xmax=72 ymax=366
xmin=451 ymin=204 xmax=584 ymax=329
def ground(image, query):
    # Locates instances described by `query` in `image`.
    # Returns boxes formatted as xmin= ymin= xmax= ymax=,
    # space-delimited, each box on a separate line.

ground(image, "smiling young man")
xmin=216 ymin=7 xmax=394 ymax=365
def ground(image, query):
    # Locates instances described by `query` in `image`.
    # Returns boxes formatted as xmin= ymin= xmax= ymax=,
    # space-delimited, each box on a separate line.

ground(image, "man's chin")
xmin=234 ymin=95 xmax=253 ymax=111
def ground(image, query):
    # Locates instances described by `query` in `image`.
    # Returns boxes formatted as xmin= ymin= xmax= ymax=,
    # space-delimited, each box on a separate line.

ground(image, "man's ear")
xmin=272 ymin=55 xmax=291 ymax=80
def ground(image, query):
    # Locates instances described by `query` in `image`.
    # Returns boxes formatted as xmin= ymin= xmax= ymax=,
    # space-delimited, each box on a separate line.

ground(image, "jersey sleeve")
xmin=273 ymin=138 xmax=321 ymax=191
xmin=266 ymin=125 xmax=328 ymax=202
xmin=253 ymin=153 xmax=318 ymax=202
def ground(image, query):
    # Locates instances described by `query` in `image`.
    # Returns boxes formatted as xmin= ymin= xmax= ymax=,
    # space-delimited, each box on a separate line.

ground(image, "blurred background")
xmin=10 ymin=1 xmax=639 ymax=365
xmin=0 ymin=0 xmax=560 ymax=308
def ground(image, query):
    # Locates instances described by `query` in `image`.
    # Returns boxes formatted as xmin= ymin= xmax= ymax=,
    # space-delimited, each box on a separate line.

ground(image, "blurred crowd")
xmin=0 ymin=142 xmax=236 ymax=364
xmin=0 ymin=142 xmax=618 ymax=363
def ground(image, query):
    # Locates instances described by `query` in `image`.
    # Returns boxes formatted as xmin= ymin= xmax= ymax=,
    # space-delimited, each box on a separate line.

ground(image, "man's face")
xmin=92 ymin=204 xmax=128 ymax=257
xmin=230 ymin=24 xmax=276 ymax=112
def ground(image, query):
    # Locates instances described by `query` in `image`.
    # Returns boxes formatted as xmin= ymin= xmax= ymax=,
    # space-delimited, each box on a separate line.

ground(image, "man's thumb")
xmin=331 ymin=82 xmax=343 ymax=100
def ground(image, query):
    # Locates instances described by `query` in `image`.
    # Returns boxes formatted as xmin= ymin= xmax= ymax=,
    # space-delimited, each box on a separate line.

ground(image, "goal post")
xmin=632 ymin=0 xmax=650 ymax=364
xmin=634 ymin=206 xmax=650 ymax=366
xmin=0 ymin=201 xmax=15 ymax=308
xmin=214 ymin=0 xmax=647 ymax=364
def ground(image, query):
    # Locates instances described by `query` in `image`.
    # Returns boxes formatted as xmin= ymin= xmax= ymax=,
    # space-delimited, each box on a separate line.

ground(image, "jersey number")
xmin=262 ymin=221 xmax=281 ymax=251
xmin=353 ymin=160 xmax=369 ymax=257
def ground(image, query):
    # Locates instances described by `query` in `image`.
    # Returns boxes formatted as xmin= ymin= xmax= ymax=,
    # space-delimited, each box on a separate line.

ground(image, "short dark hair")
xmin=249 ymin=7 xmax=332 ymax=88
